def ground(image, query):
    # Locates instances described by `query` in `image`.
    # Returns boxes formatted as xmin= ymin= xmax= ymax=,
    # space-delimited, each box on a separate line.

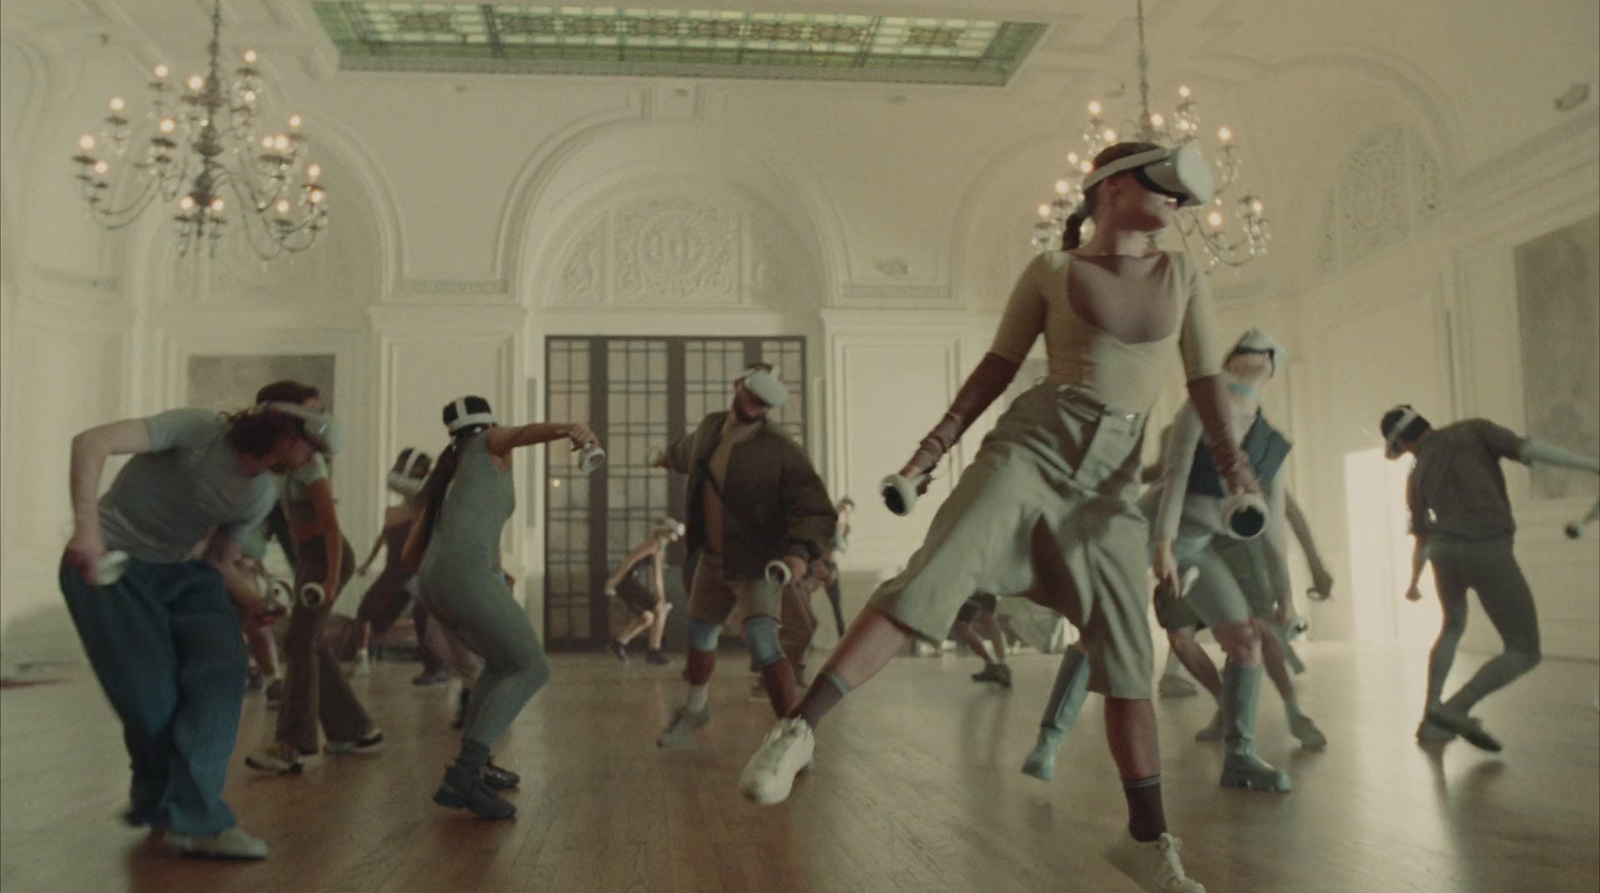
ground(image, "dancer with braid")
xmin=404 ymin=396 xmax=597 ymax=819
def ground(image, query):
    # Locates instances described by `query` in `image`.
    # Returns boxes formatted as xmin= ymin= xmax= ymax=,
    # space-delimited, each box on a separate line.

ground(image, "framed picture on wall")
xmin=1513 ymin=214 xmax=1600 ymax=502
xmin=186 ymin=354 xmax=336 ymax=415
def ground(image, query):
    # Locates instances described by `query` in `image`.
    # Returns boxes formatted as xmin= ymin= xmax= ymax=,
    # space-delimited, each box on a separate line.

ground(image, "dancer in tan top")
xmin=739 ymin=142 xmax=1257 ymax=893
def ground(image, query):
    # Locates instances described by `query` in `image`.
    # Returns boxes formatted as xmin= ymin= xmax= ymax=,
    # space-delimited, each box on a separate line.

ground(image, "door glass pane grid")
xmin=545 ymin=336 xmax=807 ymax=648
xmin=759 ymin=339 xmax=806 ymax=445
xmin=545 ymin=338 xmax=592 ymax=642
xmin=604 ymin=339 xmax=673 ymax=630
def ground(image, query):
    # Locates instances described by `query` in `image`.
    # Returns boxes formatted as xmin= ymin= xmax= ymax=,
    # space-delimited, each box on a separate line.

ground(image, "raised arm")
xmin=485 ymin=421 xmax=597 ymax=458
xmin=655 ymin=430 xmax=698 ymax=474
xmin=1519 ymin=440 xmax=1600 ymax=474
xmin=64 ymin=419 xmax=154 ymax=583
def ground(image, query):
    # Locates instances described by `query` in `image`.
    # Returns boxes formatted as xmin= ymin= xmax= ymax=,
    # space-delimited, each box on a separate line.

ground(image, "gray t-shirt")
xmin=1408 ymin=418 xmax=1528 ymax=543
xmin=98 ymin=409 xmax=281 ymax=563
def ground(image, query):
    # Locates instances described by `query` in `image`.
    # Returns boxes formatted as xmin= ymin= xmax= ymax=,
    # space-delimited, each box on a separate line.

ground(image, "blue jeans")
xmin=59 ymin=556 xmax=248 ymax=835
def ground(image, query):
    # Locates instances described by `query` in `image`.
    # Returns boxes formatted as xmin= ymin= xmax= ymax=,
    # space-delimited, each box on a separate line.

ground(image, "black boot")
xmin=482 ymin=758 xmax=520 ymax=790
xmin=433 ymin=741 xmax=515 ymax=819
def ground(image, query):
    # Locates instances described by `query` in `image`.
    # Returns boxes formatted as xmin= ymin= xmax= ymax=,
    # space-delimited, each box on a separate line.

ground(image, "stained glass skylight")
xmin=312 ymin=5 xmax=1047 ymax=86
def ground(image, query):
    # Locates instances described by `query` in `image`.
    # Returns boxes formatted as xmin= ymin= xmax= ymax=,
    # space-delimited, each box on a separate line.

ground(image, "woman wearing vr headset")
xmin=245 ymin=382 xmax=383 ymax=776
xmin=403 ymin=395 xmax=598 ymax=819
xmin=1381 ymin=405 xmax=1598 ymax=752
xmin=739 ymin=142 xmax=1254 ymax=893
xmin=603 ymin=517 xmax=684 ymax=666
xmin=1022 ymin=330 xmax=1326 ymax=796
xmin=347 ymin=448 xmax=437 ymax=679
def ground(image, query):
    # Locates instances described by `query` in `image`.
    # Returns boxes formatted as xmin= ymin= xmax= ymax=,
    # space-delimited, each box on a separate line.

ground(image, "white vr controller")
xmin=879 ymin=472 xmax=930 ymax=517
xmin=300 ymin=582 xmax=327 ymax=610
xmin=1221 ymin=492 xmax=1269 ymax=540
xmin=94 ymin=550 xmax=130 ymax=586
xmin=765 ymin=560 xmax=794 ymax=587
xmin=577 ymin=443 xmax=606 ymax=474
xmin=1565 ymin=498 xmax=1600 ymax=540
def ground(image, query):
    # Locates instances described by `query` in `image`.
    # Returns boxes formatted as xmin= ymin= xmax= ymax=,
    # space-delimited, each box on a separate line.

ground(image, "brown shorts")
xmin=687 ymin=553 xmax=783 ymax=626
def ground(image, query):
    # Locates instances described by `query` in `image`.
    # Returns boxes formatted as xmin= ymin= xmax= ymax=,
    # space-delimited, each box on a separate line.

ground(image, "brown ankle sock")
xmin=790 ymin=668 xmax=850 ymax=729
xmin=760 ymin=660 xmax=799 ymax=717
xmin=1122 ymin=774 xmax=1167 ymax=842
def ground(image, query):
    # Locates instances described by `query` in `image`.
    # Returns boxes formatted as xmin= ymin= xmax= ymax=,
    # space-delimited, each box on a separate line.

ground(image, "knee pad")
xmin=688 ymin=617 xmax=721 ymax=653
xmin=743 ymin=615 xmax=783 ymax=668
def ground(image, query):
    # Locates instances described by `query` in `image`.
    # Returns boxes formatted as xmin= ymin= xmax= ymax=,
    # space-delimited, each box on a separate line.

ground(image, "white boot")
xmin=738 ymin=717 xmax=815 ymax=805
xmin=1104 ymin=833 xmax=1205 ymax=892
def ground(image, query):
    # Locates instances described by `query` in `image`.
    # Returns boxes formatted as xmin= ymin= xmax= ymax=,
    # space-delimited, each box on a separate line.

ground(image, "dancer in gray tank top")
xmin=404 ymin=395 xmax=598 ymax=819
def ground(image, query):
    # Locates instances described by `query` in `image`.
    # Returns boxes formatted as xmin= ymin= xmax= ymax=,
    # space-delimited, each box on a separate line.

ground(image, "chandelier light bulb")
xmin=78 ymin=134 xmax=96 ymax=151
xmin=180 ymin=195 xmax=196 ymax=210
xmin=211 ymin=198 xmax=225 ymax=212
xmin=273 ymin=135 xmax=289 ymax=151
xmin=109 ymin=97 xmax=126 ymax=112
xmin=1067 ymin=152 xmax=1080 ymax=164
xmin=1103 ymin=128 xmax=1117 ymax=142
xmin=1080 ymin=160 xmax=1093 ymax=173
xmin=275 ymin=199 xmax=291 ymax=214
xmin=154 ymin=64 xmax=170 ymax=79
xmin=1038 ymin=203 xmax=1052 ymax=219
xmin=93 ymin=161 xmax=109 ymax=174
xmin=1088 ymin=100 xmax=1103 ymax=115
xmin=187 ymin=75 xmax=205 ymax=92
xmin=1250 ymin=199 xmax=1264 ymax=214
xmin=288 ymin=115 xmax=302 ymax=131
xmin=1218 ymin=126 xmax=1233 ymax=142
xmin=1149 ymin=113 xmax=1164 ymax=128
xmin=243 ymin=90 xmax=257 ymax=102
xmin=261 ymin=136 xmax=273 ymax=149
xmin=1179 ymin=85 xmax=1191 ymax=98
xmin=309 ymin=187 xmax=325 ymax=204
xmin=1207 ymin=211 xmax=1223 ymax=227
xmin=1054 ymin=179 xmax=1072 ymax=196
xmin=159 ymin=118 xmax=177 ymax=133
xmin=243 ymin=49 xmax=258 ymax=63
xmin=306 ymin=163 xmax=322 ymax=180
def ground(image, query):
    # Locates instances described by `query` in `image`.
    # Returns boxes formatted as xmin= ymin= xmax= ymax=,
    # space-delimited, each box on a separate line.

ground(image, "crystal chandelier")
xmin=1031 ymin=0 xmax=1268 ymax=267
xmin=70 ymin=0 xmax=327 ymax=260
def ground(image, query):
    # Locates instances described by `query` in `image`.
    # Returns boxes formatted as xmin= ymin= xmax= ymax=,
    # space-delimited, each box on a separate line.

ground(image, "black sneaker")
xmin=433 ymin=766 xmax=515 ymax=820
xmin=645 ymin=649 xmax=672 ymax=666
xmin=971 ymin=663 xmax=1006 ymax=685
xmin=607 ymin=639 xmax=628 ymax=663
xmin=483 ymin=759 xmax=520 ymax=790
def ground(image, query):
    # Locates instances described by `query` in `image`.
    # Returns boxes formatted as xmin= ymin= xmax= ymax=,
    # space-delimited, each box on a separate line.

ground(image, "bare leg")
xmin=244 ymin=622 xmax=280 ymax=680
xmin=789 ymin=608 xmax=911 ymax=729
xmin=951 ymin=621 xmax=994 ymax=665
xmin=647 ymin=602 xmax=672 ymax=651
xmin=973 ymin=609 xmax=1007 ymax=664
xmin=1167 ymin=628 xmax=1222 ymax=700
xmin=1104 ymin=697 xmax=1168 ymax=842
xmin=616 ymin=612 xmax=653 ymax=647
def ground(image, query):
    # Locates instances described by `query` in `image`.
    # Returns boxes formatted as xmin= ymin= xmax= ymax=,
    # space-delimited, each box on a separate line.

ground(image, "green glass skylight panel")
xmin=312 ymin=4 xmax=1046 ymax=85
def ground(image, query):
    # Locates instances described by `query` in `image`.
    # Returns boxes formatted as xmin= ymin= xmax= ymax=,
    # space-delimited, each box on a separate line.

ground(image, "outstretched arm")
xmin=1284 ymin=492 xmax=1333 ymax=598
xmin=1519 ymin=439 xmax=1600 ymax=474
xmin=486 ymin=421 xmax=597 ymax=458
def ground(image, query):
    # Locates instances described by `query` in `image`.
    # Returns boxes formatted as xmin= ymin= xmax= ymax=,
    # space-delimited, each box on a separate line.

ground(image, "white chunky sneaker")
xmin=1104 ymin=833 xmax=1205 ymax=893
xmin=169 ymin=825 xmax=269 ymax=860
xmin=738 ymin=717 xmax=815 ymax=805
xmin=1158 ymin=674 xmax=1199 ymax=698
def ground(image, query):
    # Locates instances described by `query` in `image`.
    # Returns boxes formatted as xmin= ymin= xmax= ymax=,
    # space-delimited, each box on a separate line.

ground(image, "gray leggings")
xmin=419 ymin=573 xmax=549 ymax=749
xmin=1428 ymin=538 xmax=1542 ymax=713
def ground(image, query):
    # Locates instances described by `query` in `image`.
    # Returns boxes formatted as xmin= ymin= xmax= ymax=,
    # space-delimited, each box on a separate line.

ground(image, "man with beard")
xmin=652 ymin=364 xmax=837 ymax=750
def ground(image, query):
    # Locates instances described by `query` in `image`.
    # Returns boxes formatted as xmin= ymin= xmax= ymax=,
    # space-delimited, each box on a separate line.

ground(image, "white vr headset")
xmin=259 ymin=402 xmax=343 ymax=455
xmin=446 ymin=398 xmax=497 ymax=435
xmin=740 ymin=366 xmax=789 ymax=410
xmin=1080 ymin=145 xmax=1215 ymax=208
xmin=386 ymin=447 xmax=431 ymax=496
xmin=1383 ymin=405 xmax=1422 ymax=459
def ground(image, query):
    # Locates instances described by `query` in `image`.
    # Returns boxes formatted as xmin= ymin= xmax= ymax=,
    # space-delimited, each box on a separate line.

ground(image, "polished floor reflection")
xmin=2 ymin=643 xmax=1596 ymax=892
